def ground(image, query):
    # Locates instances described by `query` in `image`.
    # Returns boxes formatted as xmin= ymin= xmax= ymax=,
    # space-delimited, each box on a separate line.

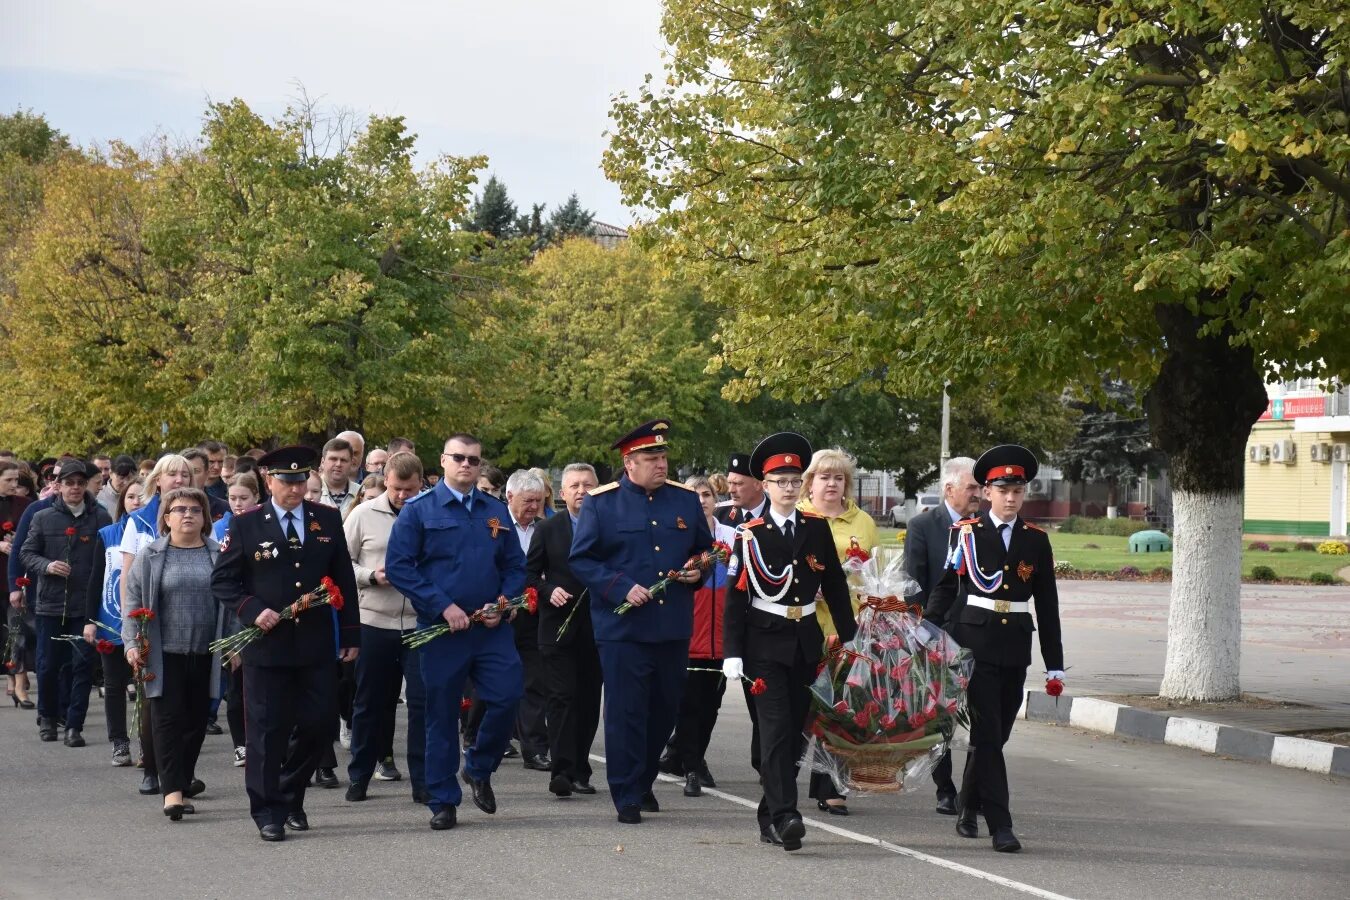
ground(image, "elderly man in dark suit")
xmin=528 ymin=462 xmax=603 ymax=798
xmin=907 ymin=456 xmax=980 ymax=815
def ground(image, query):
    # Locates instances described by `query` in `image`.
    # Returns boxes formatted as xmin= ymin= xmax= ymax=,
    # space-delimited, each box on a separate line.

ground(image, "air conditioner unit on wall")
xmin=1334 ymin=443 xmax=1349 ymax=463
xmin=1310 ymin=443 xmax=1331 ymax=463
xmin=1028 ymin=478 xmax=1047 ymax=495
xmin=1271 ymin=440 xmax=1296 ymax=464
xmin=1249 ymin=444 xmax=1271 ymax=463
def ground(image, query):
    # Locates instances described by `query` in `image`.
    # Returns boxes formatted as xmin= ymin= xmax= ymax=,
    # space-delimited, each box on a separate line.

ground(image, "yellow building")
xmin=1243 ymin=381 xmax=1350 ymax=537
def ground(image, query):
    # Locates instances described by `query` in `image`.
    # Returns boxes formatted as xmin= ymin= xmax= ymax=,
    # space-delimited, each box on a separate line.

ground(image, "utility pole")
xmin=940 ymin=382 xmax=951 ymax=470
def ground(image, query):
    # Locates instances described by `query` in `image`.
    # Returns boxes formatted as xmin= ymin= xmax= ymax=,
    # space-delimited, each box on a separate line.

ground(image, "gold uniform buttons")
xmin=295 ymin=582 xmax=302 ymax=588
xmin=1001 ymin=618 xmax=1008 ymax=624
xmin=654 ymin=545 xmax=661 ymax=552
xmin=651 ymin=521 xmax=657 ymax=526
xmin=1003 ymin=565 xmax=1009 ymax=571
xmin=1002 ymin=584 xmax=1009 ymax=590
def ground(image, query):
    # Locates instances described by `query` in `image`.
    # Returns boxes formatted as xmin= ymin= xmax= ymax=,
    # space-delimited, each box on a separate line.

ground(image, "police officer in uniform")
xmin=569 ymin=419 xmax=713 ymax=824
xmin=925 ymin=444 xmax=1065 ymax=853
xmin=714 ymin=453 xmax=769 ymax=528
xmin=384 ymin=432 xmax=525 ymax=831
xmin=212 ymin=446 xmax=361 ymax=842
xmin=721 ymin=433 xmax=857 ymax=852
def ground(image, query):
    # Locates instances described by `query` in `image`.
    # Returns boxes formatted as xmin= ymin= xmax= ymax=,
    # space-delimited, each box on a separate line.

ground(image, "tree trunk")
xmin=1106 ymin=477 xmax=1119 ymax=518
xmin=1145 ymin=300 xmax=1268 ymax=701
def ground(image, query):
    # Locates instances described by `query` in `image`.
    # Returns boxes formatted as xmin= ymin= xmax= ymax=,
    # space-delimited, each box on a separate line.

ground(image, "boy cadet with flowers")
xmin=925 ymin=444 xmax=1065 ymax=854
xmin=211 ymin=446 xmax=361 ymax=843
xmin=721 ymin=432 xmax=858 ymax=852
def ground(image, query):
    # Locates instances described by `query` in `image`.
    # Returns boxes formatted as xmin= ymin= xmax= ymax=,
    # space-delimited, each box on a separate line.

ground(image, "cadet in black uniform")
xmin=212 ymin=446 xmax=361 ymax=842
xmin=925 ymin=444 xmax=1065 ymax=853
xmin=721 ymin=433 xmax=857 ymax=852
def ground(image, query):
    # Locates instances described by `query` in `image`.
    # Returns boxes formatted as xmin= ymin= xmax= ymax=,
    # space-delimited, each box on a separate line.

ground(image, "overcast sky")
xmin=1 ymin=0 xmax=667 ymax=226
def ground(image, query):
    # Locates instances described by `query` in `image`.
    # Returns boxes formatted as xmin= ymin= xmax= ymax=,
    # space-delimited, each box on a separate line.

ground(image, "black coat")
xmin=723 ymin=511 xmax=857 ymax=664
xmin=211 ymin=500 xmax=360 ymax=667
xmin=19 ymin=494 xmax=112 ymax=618
xmin=527 ymin=513 xmax=592 ymax=649
xmin=925 ymin=512 xmax=1063 ymax=671
xmin=906 ymin=504 xmax=957 ymax=607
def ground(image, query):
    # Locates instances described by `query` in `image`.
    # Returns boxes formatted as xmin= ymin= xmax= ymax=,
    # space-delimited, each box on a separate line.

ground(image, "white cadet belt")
xmin=967 ymin=596 xmax=1029 ymax=614
xmin=751 ymin=598 xmax=817 ymax=621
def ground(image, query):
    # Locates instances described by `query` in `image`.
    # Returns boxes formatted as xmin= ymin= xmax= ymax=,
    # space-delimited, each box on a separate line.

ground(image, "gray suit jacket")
xmin=906 ymin=505 xmax=958 ymax=609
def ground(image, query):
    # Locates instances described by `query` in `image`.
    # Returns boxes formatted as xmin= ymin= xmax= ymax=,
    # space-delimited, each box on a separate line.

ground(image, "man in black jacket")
xmin=926 ymin=445 xmax=1065 ymax=854
xmin=528 ymin=462 xmax=602 ymax=798
xmin=212 ymin=446 xmax=361 ymax=842
xmin=19 ymin=459 xmax=112 ymax=747
xmin=906 ymin=456 xmax=979 ymax=815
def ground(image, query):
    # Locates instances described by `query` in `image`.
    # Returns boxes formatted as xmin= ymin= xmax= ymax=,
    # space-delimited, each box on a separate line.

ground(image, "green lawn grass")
xmin=876 ymin=528 xmax=1348 ymax=582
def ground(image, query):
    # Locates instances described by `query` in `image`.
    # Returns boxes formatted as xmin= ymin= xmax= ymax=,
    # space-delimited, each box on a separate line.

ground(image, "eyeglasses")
xmin=443 ymin=453 xmax=482 ymax=467
xmin=168 ymin=507 xmax=203 ymax=518
xmin=764 ymin=478 xmax=804 ymax=489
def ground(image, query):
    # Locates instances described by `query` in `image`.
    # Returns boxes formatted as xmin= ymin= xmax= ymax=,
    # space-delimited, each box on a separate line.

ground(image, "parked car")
xmin=888 ymin=493 xmax=940 ymax=527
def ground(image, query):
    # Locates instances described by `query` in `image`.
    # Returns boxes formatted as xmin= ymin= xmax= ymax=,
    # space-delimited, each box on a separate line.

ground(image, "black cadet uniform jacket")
xmin=211 ymin=500 xmax=360 ymax=667
xmin=723 ymin=511 xmax=857 ymax=661
xmin=925 ymin=512 xmax=1063 ymax=671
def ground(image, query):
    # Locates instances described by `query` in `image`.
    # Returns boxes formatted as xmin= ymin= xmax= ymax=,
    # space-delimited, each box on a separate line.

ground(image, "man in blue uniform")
xmin=212 ymin=446 xmax=361 ymax=842
xmin=570 ymin=420 xmax=713 ymax=824
xmin=384 ymin=433 xmax=526 ymax=831
xmin=926 ymin=444 xmax=1065 ymax=853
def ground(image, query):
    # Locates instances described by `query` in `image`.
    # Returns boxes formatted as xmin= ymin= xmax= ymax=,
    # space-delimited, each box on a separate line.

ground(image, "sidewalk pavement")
xmin=1026 ymin=580 xmax=1350 ymax=776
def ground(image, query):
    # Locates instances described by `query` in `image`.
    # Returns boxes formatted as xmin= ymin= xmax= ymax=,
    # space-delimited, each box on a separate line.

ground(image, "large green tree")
xmin=607 ymin=1 xmax=1350 ymax=699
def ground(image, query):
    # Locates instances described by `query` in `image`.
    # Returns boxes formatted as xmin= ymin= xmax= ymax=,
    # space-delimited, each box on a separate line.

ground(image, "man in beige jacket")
xmin=342 ymin=451 xmax=428 ymax=804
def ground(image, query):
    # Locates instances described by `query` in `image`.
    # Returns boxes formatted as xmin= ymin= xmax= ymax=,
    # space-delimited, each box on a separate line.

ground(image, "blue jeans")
xmin=34 ymin=614 xmax=95 ymax=730
xmin=348 ymin=624 xmax=427 ymax=790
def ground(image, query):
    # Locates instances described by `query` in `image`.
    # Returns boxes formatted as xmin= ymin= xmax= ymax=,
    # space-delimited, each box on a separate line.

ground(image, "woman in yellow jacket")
xmin=798 ymin=448 xmax=880 ymax=815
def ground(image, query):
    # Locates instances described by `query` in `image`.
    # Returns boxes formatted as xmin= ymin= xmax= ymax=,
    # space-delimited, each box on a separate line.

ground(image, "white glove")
xmin=722 ymin=657 xmax=744 ymax=682
xmin=1047 ymin=670 xmax=1065 ymax=681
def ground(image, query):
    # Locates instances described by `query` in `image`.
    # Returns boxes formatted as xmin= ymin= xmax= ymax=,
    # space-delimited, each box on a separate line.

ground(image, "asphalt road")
xmin=0 ymin=687 xmax=1344 ymax=900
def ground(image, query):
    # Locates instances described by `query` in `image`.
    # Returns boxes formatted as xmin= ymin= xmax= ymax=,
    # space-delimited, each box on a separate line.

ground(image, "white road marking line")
xmin=589 ymin=753 xmax=1079 ymax=900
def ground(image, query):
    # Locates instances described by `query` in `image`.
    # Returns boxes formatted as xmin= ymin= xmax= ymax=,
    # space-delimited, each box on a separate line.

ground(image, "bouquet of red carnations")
xmin=801 ymin=546 xmax=973 ymax=794
xmin=403 ymin=587 xmax=539 ymax=648
xmin=210 ymin=576 xmax=345 ymax=663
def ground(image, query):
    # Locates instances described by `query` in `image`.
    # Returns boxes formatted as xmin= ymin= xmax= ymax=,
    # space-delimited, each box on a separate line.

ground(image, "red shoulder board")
xmin=799 ymin=510 xmax=824 ymax=519
xmin=740 ymin=517 xmax=765 ymax=530
xmin=952 ymin=517 xmax=979 ymax=528
xmin=1023 ymin=521 xmax=1046 ymax=533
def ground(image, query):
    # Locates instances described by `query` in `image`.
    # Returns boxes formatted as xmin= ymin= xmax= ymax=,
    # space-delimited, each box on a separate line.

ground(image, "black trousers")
xmin=99 ymin=650 xmax=133 ymax=743
xmin=672 ymin=657 xmax=726 ymax=773
xmin=931 ymin=748 xmax=957 ymax=799
xmin=748 ymin=647 xmax=814 ymax=830
xmin=958 ymin=660 xmax=1027 ymax=830
xmin=243 ymin=662 xmax=337 ymax=828
xmin=348 ymin=625 xmax=426 ymax=790
xmin=225 ymin=663 xmax=246 ymax=747
xmin=148 ymin=652 xmax=213 ymax=797
xmin=540 ymin=639 xmax=602 ymax=782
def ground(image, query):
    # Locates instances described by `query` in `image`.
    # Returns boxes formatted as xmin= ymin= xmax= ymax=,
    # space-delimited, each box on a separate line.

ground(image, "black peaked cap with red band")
xmin=750 ymin=432 xmax=812 ymax=480
xmin=612 ymin=419 xmax=672 ymax=456
xmin=974 ymin=444 xmax=1039 ymax=486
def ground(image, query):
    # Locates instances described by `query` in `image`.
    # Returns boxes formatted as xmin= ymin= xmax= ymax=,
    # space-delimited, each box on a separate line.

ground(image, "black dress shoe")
xmin=936 ymin=794 xmax=958 ymax=816
xmin=430 ymin=807 xmax=457 ymax=830
xmin=657 ymin=753 xmax=682 ymax=776
xmin=259 ymin=824 xmax=285 ymax=842
xmin=411 ymin=787 xmax=429 ymax=805
xmin=778 ymin=815 xmax=806 ymax=852
xmin=314 ymin=768 xmax=339 ymax=789
xmin=184 ymin=778 xmax=206 ymax=798
xmin=501 ymin=742 xmax=519 ymax=759
xmin=683 ymin=772 xmax=702 ymax=797
xmin=992 ymin=827 xmax=1022 ymax=853
xmin=285 ymin=811 xmax=309 ymax=831
xmin=462 ymin=772 xmax=496 ymax=814
xmin=181 ymin=802 xmax=195 ymax=815
xmin=204 ymin=721 xmax=223 ymax=735
xmin=956 ymin=808 xmax=979 ymax=838
xmin=63 ymin=728 xmax=85 ymax=747
xmin=697 ymin=765 xmax=716 ymax=788
xmin=639 ymin=791 xmax=660 ymax=813
xmin=817 ymin=799 xmax=849 ymax=816
xmin=163 ymin=803 xmax=184 ymax=821
xmin=570 ymin=779 xmax=596 ymax=795
xmin=759 ymin=825 xmax=783 ymax=845
xmin=139 ymin=774 xmax=160 ymax=795
xmin=549 ymin=773 xmax=573 ymax=797
xmin=345 ymin=782 xmax=367 ymax=802
xmin=617 ymin=805 xmax=642 ymax=824
xmin=38 ymin=717 xmax=57 ymax=741
xmin=522 ymin=754 xmax=551 ymax=772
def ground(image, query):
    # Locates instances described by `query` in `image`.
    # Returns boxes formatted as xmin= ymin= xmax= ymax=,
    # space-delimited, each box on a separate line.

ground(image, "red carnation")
xmin=1 ymin=520 xmax=13 ymax=532
xmin=64 ymin=526 xmax=76 ymax=537
xmin=749 ymin=677 xmax=767 ymax=696
xmin=460 ymin=697 xmax=472 ymax=713
xmin=95 ymin=639 xmax=115 ymax=655
xmin=16 ymin=576 xmax=30 ymax=588
xmin=127 ymin=607 xmax=155 ymax=621
xmin=1045 ymin=677 xmax=1064 ymax=698
xmin=525 ymin=586 xmax=539 ymax=614
xmin=320 ymin=576 xmax=345 ymax=611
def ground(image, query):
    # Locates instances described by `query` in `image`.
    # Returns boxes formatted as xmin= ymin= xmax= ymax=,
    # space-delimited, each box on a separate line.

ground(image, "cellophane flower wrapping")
xmin=801 ymin=545 xmax=975 ymax=794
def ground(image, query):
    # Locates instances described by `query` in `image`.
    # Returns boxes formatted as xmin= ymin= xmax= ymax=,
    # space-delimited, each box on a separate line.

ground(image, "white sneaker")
xmin=339 ymin=720 xmax=352 ymax=750
xmin=232 ymin=746 xmax=246 ymax=767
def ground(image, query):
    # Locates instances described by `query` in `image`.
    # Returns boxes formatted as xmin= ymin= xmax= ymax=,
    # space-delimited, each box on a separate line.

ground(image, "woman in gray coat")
xmin=122 ymin=487 xmax=226 ymax=821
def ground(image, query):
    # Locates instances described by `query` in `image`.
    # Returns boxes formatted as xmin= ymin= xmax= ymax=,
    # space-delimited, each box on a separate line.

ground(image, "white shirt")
xmin=512 ymin=517 xmax=536 ymax=555
xmin=944 ymin=502 xmax=964 ymax=524
xmin=987 ymin=511 xmax=1014 ymax=549
xmin=768 ymin=507 xmax=797 ymax=531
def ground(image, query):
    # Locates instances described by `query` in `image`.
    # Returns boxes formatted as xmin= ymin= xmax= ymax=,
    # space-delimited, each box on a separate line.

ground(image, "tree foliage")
xmin=1054 ymin=381 xmax=1166 ymax=510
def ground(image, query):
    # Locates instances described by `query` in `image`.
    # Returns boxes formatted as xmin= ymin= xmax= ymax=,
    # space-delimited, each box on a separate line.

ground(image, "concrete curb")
xmin=1019 ymin=692 xmax=1349 ymax=777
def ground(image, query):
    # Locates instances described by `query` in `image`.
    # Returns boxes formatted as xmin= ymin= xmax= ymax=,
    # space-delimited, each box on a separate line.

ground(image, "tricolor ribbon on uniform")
xmin=946 ymin=523 xmax=1003 ymax=594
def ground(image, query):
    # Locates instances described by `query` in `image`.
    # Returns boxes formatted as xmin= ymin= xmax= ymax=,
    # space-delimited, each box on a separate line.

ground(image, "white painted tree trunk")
xmin=1106 ymin=506 xmax=1118 ymax=519
xmin=1159 ymin=489 xmax=1242 ymax=700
